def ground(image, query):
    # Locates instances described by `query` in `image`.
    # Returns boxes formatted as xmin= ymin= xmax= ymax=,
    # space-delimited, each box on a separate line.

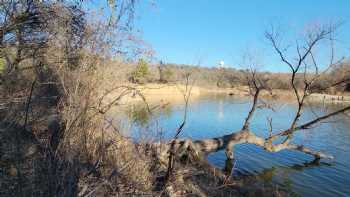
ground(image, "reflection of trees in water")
xmin=127 ymin=105 xmax=151 ymax=126
xmin=126 ymin=103 xmax=173 ymax=127
xmin=224 ymin=158 xmax=332 ymax=196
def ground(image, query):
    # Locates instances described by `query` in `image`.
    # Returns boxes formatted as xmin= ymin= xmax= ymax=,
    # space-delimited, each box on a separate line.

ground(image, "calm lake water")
xmin=123 ymin=94 xmax=350 ymax=197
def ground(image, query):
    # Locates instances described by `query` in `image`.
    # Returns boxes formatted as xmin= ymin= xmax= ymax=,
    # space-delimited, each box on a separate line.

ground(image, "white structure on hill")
xmin=218 ymin=60 xmax=225 ymax=68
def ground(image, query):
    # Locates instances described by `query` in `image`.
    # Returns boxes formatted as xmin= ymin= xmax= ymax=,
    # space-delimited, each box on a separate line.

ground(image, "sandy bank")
xmin=104 ymin=83 xmax=350 ymax=105
xmin=113 ymin=83 xmax=249 ymax=104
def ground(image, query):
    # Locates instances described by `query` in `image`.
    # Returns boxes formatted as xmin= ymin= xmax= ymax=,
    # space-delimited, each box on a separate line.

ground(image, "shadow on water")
xmin=224 ymin=158 xmax=333 ymax=196
xmin=229 ymin=158 xmax=332 ymax=180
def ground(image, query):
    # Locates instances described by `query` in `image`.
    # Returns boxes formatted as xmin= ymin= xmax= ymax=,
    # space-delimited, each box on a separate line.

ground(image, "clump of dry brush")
xmin=0 ymin=1 xmax=161 ymax=196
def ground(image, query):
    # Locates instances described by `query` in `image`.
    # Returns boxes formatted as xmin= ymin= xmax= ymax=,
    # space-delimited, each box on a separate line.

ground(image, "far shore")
xmin=107 ymin=83 xmax=350 ymax=105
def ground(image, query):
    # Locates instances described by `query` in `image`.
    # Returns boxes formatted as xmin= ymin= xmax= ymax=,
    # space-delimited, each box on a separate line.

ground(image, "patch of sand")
xmin=103 ymin=83 xmax=350 ymax=105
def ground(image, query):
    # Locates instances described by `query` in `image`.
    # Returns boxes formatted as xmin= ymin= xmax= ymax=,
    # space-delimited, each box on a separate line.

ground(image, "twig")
xmin=23 ymin=78 xmax=36 ymax=130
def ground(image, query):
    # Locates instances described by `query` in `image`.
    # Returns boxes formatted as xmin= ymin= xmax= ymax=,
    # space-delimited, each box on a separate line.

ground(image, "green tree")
xmin=131 ymin=58 xmax=149 ymax=84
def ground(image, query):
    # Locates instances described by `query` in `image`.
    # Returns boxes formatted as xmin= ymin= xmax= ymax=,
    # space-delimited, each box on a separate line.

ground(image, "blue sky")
xmin=135 ymin=1 xmax=350 ymax=72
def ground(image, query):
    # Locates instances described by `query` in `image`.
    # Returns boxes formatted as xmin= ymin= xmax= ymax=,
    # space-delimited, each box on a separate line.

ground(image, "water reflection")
xmin=218 ymin=99 xmax=225 ymax=120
